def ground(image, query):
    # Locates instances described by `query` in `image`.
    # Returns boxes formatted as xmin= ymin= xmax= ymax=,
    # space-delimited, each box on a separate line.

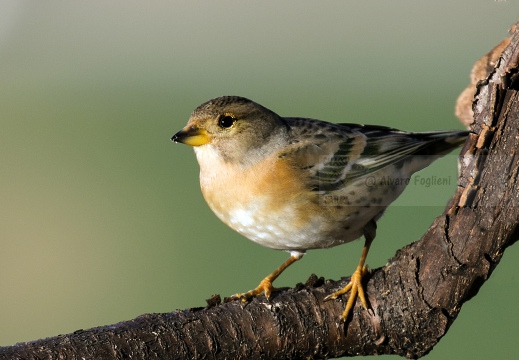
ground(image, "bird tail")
xmin=411 ymin=130 xmax=469 ymax=156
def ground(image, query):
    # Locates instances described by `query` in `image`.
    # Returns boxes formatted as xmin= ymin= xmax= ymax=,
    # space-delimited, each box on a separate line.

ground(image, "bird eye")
xmin=218 ymin=115 xmax=236 ymax=129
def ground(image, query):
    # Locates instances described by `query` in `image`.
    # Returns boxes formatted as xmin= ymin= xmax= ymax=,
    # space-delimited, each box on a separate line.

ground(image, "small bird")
xmin=171 ymin=96 xmax=468 ymax=320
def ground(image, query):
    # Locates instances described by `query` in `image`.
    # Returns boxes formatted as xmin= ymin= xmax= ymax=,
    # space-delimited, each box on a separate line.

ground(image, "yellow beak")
xmin=171 ymin=125 xmax=210 ymax=146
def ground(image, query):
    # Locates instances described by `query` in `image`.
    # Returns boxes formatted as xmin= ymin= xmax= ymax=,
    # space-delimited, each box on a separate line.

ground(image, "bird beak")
xmin=171 ymin=125 xmax=210 ymax=146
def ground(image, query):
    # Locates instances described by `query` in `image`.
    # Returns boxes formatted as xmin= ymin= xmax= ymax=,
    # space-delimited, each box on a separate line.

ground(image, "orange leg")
xmin=324 ymin=220 xmax=376 ymax=320
xmin=230 ymin=252 xmax=303 ymax=301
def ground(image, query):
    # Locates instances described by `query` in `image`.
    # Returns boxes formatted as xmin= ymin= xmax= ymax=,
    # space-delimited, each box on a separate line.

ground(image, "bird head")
xmin=172 ymin=96 xmax=287 ymax=163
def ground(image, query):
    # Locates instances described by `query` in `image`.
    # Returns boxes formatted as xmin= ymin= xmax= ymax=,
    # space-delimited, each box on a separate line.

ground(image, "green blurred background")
xmin=1 ymin=1 xmax=518 ymax=358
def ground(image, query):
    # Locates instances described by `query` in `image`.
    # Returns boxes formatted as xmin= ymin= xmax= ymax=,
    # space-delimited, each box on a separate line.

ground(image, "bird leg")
xmin=230 ymin=252 xmax=303 ymax=302
xmin=324 ymin=220 xmax=376 ymax=321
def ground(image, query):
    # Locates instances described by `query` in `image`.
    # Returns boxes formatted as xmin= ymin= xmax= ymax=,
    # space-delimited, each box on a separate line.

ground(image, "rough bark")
xmin=2 ymin=22 xmax=519 ymax=360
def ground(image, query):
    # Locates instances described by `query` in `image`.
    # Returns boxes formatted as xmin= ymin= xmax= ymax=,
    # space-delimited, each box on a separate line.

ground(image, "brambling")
xmin=172 ymin=96 xmax=468 ymax=321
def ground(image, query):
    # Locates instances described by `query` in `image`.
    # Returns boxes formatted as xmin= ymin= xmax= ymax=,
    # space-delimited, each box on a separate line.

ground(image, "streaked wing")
xmin=282 ymin=119 xmax=453 ymax=192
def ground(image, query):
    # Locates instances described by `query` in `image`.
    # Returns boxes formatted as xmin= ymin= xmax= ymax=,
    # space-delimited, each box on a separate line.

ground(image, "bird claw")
xmin=324 ymin=265 xmax=370 ymax=320
xmin=230 ymin=278 xmax=277 ymax=303
xmin=229 ymin=254 xmax=301 ymax=303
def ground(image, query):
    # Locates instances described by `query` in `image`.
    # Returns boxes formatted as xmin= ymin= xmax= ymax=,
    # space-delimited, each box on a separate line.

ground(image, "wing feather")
xmin=281 ymin=119 xmax=463 ymax=193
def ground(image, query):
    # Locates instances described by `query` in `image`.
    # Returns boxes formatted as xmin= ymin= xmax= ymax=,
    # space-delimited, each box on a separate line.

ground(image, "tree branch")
xmin=2 ymin=22 xmax=519 ymax=360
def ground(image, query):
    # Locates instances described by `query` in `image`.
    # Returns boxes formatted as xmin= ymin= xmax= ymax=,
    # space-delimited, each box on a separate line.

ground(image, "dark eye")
xmin=218 ymin=115 xmax=236 ymax=128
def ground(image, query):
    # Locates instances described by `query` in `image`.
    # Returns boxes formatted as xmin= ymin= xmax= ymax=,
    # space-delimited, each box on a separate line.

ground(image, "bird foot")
xmin=324 ymin=265 xmax=369 ymax=321
xmin=229 ymin=277 xmax=278 ymax=302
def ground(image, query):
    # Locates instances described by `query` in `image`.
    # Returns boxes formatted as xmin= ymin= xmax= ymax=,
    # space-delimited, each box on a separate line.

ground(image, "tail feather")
xmin=411 ymin=130 xmax=469 ymax=156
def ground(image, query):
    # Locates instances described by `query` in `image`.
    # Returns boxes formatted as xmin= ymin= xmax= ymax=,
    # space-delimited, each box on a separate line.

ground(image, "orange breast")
xmin=198 ymin=149 xmax=318 ymax=233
